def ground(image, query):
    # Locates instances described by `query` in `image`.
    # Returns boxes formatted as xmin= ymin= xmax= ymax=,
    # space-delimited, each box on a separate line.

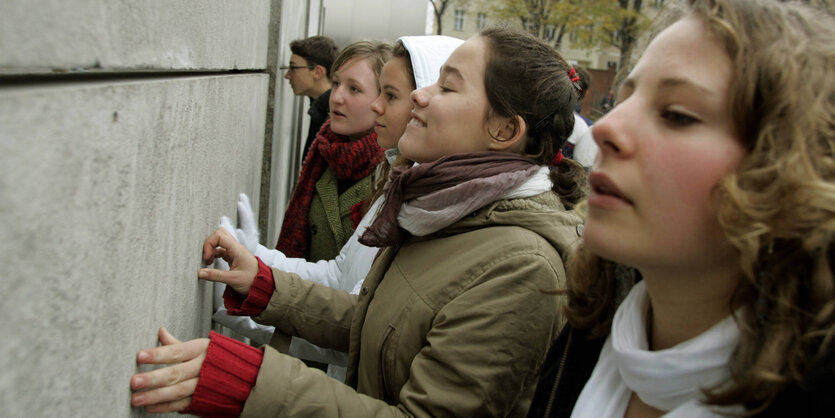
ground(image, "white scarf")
xmin=398 ymin=166 xmax=552 ymax=237
xmin=571 ymin=281 xmax=742 ymax=417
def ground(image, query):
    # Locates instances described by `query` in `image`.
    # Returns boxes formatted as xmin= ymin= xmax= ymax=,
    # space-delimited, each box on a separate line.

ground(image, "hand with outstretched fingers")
xmin=130 ymin=328 xmax=208 ymax=413
xmin=200 ymin=227 xmax=259 ymax=296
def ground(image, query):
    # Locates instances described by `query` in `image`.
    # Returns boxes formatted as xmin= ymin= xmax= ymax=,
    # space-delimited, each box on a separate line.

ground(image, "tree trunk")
xmin=614 ymin=0 xmax=643 ymax=86
xmin=554 ymin=22 xmax=567 ymax=51
xmin=430 ymin=1 xmax=446 ymax=35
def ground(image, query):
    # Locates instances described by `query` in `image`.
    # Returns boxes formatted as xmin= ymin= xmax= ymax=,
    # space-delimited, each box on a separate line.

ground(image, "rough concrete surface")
xmin=0 ymin=74 xmax=268 ymax=416
xmin=0 ymin=0 xmax=271 ymax=73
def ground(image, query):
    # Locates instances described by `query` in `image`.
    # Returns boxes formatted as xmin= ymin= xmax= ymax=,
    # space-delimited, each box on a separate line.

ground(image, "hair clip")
xmin=568 ymin=67 xmax=582 ymax=92
xmin=551 ymin=150 xmax=564 ymax=166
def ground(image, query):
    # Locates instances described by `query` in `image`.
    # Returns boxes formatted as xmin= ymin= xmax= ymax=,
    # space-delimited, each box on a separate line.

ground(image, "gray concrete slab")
xmin=0 ymin=73 xmax=267 ymax=417
xmin=0 ymin=0 xmax=271 ymax=73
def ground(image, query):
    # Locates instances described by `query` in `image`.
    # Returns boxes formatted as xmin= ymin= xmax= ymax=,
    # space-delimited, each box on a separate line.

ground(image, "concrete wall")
xmin=0 ymin=0 xmax=312 ymax=416
xmin=0 ymin=0 xmax=270 ymax=72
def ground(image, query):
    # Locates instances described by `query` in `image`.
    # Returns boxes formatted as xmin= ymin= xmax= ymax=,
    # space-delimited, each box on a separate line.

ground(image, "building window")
xmin=454 ymin=9 xmax=464 ymax=31
xmin=477 ymin=12 xmax=487 ymax=29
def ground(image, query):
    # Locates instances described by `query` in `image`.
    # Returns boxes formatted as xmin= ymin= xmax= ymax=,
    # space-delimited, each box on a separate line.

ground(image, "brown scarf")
xmin=359 ymin=152 xmax=540 ymax=247
xmin=275 ymin=120 xmax=383 ymax=257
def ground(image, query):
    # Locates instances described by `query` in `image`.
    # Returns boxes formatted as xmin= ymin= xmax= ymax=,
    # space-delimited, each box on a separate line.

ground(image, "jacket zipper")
xmin=543 ymin=328 xmax=573 ymax=417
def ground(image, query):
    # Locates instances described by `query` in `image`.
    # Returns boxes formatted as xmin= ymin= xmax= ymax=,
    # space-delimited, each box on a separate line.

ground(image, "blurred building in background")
xmin=435 ymin=0 xmax=670 ymax=119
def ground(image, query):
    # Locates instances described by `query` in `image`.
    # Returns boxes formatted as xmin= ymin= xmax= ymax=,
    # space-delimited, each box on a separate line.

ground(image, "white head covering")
xmin=567 ymin=114 xmax=599 ymax=169
xmin=398 ymin=35 xmax=465 ymax=89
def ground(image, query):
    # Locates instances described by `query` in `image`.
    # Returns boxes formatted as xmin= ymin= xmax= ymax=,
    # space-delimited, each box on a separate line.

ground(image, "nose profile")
xmin=591 ymin=100 xmax=636 ymax=159
xmin=371 ymin=96 xmax=384 ymax=115
xmin=410 ymin=85 xmax=431 ymax=108
xmin=331 ymin=85 xmax=345 ymax=104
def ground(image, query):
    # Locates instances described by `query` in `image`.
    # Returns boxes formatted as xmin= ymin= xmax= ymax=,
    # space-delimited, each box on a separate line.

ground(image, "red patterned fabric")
xmin=275 ymin=120 xmax=382 ymax=257
xmin=349 ymin=202 xmax=365 ymax=229
xmin=223 ymin=257 xmax=275 ymax=317
xmin=181 ymin=331 xmax=264 ymax=417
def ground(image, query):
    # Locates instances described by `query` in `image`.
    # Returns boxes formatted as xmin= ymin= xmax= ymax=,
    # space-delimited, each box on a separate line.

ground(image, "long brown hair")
xmin=480 ymin=27 xmax=588 ymax=209
xmin=564 ymin=0 xmax=835 ymax=411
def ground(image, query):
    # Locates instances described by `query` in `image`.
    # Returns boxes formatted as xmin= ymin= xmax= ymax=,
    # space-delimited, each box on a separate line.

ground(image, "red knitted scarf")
xmin=275 ymin=120 xmax=383 ymax=257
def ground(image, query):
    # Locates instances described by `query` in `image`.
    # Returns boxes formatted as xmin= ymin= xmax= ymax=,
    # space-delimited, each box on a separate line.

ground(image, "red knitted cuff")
xmin=181 ymin=331 xmax=264 ymax=417
xmin=223 ymin=257 xmax=275 ymax=317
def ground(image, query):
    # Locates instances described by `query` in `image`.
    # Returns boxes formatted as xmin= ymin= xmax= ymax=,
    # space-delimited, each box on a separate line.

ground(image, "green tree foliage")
xmin=489 ymin=0 xmax=650 ymax=81
xmin=490 ymin=0 xmax=587 ymax=49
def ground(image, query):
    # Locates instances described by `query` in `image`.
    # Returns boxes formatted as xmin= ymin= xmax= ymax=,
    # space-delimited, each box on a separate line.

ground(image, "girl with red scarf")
xmin=276 ymin=41 xmax=390 ymax=262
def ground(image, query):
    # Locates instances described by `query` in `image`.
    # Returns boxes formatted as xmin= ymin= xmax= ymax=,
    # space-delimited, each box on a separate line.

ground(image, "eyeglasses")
xmin=280 ymin=64 xmax=315 ymax=72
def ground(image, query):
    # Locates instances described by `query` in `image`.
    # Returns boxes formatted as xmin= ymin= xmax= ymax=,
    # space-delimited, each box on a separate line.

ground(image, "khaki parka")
xmin=243 ymin=192 xmax=582 ymax=417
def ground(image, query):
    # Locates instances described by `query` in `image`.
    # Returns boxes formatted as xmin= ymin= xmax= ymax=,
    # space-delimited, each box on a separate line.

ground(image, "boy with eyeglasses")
xmin=282 ymin=36 xmax=339 ymax=160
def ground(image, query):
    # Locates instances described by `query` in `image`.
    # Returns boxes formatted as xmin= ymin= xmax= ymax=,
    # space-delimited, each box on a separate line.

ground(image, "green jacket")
xmin=245 ymin=192 xmax=583 ymax=417
xmin=307 ymin=166 xmax=373 ymax=261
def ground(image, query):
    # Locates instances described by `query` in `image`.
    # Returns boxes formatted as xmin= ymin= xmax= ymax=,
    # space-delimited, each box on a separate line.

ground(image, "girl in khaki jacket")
xmin=130 ymin=28 xmax=586 ymax=417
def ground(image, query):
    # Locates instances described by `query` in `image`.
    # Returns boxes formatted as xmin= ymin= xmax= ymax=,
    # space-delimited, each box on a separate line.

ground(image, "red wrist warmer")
xmin=180 ymin=331 xmax=264 ymax=417
xmin=223 ymin=257 xmax=275 ymax=316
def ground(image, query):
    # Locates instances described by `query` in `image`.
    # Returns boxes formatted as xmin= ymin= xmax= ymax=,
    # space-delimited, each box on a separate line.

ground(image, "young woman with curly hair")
xmin=528 ymin=0 xmax=835 ymax=416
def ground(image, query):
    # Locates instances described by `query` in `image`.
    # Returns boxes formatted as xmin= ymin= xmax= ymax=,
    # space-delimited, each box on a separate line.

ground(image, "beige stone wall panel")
xmin=0 ymin=0 xmax=271 ymax=73
xmin=0 ymin=73 xmax=267 ymax=416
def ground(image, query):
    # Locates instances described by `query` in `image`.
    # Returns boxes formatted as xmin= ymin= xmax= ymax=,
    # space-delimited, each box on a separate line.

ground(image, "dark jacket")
xmin=302 ymin=89 xmax=330 ymax=161
xmin=759 ymin=347 xmax=835 ymax=416
xmin=527 ymin=325 xmax=605 ymax=418
xmin=529 ymin=310 xmax=835 ymax=417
